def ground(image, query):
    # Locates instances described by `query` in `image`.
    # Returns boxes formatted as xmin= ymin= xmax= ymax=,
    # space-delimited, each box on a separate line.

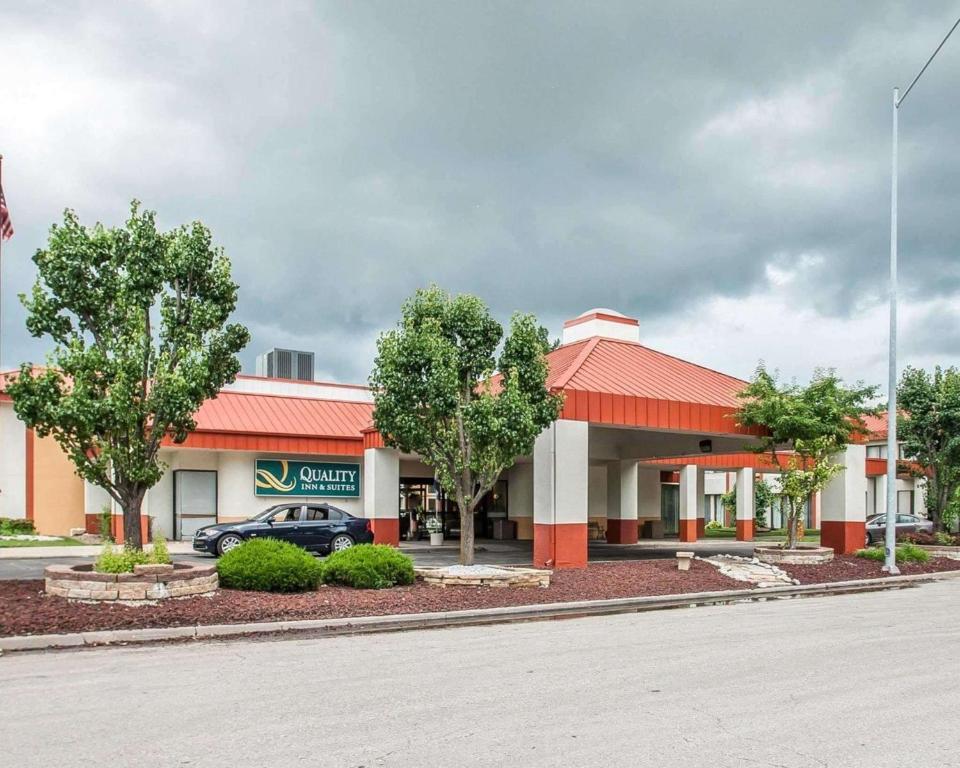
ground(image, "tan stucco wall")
xmin=33 ymin=435 xmax=85 ymax=535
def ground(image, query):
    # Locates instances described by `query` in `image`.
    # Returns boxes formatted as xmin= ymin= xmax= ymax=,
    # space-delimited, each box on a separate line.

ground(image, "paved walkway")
xmin=2 ymin=580 xmax=956 ymax=767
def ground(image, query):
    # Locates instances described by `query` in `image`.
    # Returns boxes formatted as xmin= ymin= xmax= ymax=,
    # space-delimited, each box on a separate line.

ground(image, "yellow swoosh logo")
xmin=255 ymin=460 xmax=296 ymax=492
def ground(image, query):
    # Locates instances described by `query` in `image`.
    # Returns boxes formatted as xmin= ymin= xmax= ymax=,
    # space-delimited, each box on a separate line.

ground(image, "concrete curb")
xmin=3 ymin=570 xmax=958 ymax=653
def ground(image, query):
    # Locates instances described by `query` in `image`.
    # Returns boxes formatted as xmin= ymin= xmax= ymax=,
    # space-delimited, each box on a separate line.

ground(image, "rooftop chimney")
xmin=561 ymin=308 xmax=640 ymax=345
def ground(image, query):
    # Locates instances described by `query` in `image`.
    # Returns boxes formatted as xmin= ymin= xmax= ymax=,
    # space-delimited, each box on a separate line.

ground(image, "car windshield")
xmin=251 ymin=506 xmax=284 ymax=522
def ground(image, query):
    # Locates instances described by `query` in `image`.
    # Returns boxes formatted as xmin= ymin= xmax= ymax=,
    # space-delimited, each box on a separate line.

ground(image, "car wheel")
xmin=330 ymin=534 xmax=354 ymax=553
xmin=217 ymin=533 xmax=244 ymax=556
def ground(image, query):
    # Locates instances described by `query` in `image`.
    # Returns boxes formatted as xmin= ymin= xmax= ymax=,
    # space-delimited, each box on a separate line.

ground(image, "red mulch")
xmin=0 ymin=560 xmax=739 ymax=637
xmin=782 ymin=554 xmax=960 ymax=584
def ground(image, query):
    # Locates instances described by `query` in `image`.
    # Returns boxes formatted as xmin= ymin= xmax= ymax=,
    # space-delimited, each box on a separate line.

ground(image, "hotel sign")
xmin=255 ymin=459 xmax=361 ymax=498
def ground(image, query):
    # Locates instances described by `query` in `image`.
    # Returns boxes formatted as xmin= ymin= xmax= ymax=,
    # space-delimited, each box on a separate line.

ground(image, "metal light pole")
xmin=884 ymin=16 xmax=960 ymax=574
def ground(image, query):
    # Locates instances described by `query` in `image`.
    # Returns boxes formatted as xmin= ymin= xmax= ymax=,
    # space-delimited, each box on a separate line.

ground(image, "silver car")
xmin=864 ymin=513 xmax=933 ymax=545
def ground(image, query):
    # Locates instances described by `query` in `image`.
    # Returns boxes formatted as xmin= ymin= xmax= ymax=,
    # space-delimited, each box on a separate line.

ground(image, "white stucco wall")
xmin=507 ymin=463 xmax=533 ymax=520
xmin=140 ymin=449 xmax=365 ymax=539
xmin=638 ymin=468 xmax=661 ymax=519
xmin=0 ymin=403 xmax=26 ymax=520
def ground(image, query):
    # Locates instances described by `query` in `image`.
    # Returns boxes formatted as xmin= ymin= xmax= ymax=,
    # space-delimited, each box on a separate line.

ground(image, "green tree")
xmin=370 ymin=286 xmax=562 ymax=565
xmin=7 ymin=202 xmax=249 ymax=549
xmin=897 ymin=366 xmax=960 ymax=531
xmin=736 ymin=366 xmax=877 ymax=549
xmin=720 ymin=479 xmax=773 ymax=528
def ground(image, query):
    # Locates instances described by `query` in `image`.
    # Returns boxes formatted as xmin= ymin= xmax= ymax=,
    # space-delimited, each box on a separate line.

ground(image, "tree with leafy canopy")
xmin=720 ymin=478 xmax=773 ymax=528
xmin=897 ymin=366 xmax=960 ymax=531
xmin=736 ymin=365 xmax=877 ymax=549
xmin=370 ymin=286 xmax=563 ymax=565
xmin=7 ymin=203 xmax=250 ymax=549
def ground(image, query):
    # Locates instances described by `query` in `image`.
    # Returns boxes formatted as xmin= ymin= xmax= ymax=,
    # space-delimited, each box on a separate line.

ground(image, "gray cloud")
xmin=2 ymin=1 xmax=959 ymax=390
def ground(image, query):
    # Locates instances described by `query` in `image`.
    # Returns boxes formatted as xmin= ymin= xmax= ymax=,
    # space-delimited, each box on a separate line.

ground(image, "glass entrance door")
xmin=661 ymin=484 xmax=679 ymax=536
xmin=174 ymin=470 xmax=217 ymax=540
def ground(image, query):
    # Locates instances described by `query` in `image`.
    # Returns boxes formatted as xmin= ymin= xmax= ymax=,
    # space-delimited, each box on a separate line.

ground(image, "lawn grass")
xmin=0 ymin=537 xmax=86 ymax=548
xmin=704 ymin=526 xmax=820 ymax=543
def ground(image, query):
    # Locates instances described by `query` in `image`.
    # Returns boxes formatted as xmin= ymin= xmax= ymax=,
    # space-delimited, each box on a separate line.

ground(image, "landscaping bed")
xmin=782 ymin=555 xmax=960 ymax=584
xmin=0 ymin=560 xmax=737 ymax=637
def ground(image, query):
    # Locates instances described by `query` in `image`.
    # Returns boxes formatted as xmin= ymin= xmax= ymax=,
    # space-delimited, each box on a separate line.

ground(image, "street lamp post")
xmin=884 ymin=16 xmax=960 ymax=574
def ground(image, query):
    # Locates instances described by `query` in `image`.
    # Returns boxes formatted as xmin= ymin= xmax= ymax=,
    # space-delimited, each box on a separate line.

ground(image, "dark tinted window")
xmin=326 ymin=509 xmax=343 ymax=521
xmin=270 ymin=506 xmax=301 ymax=523
xmin=304 ymin=506 xmax=328 ymax=522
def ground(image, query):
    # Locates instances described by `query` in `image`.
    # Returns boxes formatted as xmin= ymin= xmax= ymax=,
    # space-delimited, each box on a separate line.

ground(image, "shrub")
xmin=320 ymin=544 xmax=415 ymax=589
xmin=705 ymin=520 xmax=724 ymax=531
xmin=217 ymin=538 xmax=323 ymax=592
xmin=150 ymin=531 xmax=171 ymax=564
xmin=856 ymin=543 xmax=930 ymax=565
xmin=934 ymin=531 xmax=957 ymax=546
xmin=95 ymin=544 xmax=150 ymax=573
xmin=99 ymin=508 xmax=114 ymax=542
xmin=0 ymin=517 xmax=36 ymax=535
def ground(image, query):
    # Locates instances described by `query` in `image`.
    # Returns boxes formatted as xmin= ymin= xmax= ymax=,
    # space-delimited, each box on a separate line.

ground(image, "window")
xmin=866 ymin=445 xmax=883 ymax=458
xmin=326 ymin=509 xmax=344 ymax=521
xmin=897 ymin=491 xmax=914 ymax=516
xmin=270 ymin=507 xmax=301 ymax=523
xmin=304 ymin=506 xmax=328 ymax=521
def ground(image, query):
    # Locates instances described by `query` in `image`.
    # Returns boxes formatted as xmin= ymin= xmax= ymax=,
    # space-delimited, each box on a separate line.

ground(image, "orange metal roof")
xmin=546 ymin=338 xmax=747 ymax=407
xmin=192 ymin=390 xmax=372 ymax=440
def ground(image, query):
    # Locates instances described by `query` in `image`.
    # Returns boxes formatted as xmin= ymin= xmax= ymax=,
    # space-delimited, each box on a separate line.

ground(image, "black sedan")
xmin=193 ymin=503 xmax=374 ymax=556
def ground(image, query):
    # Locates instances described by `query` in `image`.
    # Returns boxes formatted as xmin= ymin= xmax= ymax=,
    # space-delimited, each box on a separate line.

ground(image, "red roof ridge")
xmin=214 ymin=388 xmax=373 ymax=407
xmin=235 ymin=374 xmax=370 ymax=391
xmin=593 ymin=336 xmax=750 ymax=388
xmin=551 ymin=337 xmax=601 ymax=390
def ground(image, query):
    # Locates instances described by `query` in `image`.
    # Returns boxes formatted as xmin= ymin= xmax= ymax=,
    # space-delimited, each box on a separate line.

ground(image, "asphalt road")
xmin=0 ymin=539 xmax=755 ymax=578
xmin=2 ymin=580 xmax=957 ymax=767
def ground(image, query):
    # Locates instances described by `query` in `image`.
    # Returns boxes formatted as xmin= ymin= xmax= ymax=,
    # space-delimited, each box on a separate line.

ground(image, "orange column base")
xmin=679 ymin=518 xmax=698 ymax=542
xmin=606 ymin=518 xmax=639 ymax=544
xmin=821 ymin=520 xmax=865 ymax=555
xmin=736 ymin=519 xmax=754 ymax=542
xmin=534 ymin=523 xmax=588 ymax=569
xmin=696 ymin=518 xmax=706 ymax=538
xmin=370 ymin=518 xmax=400 ymax=547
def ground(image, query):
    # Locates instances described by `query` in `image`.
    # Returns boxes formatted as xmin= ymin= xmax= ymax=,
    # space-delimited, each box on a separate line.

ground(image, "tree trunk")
xmin=460 ymin=503 xmax=475 ymax=566
xmin=786 ymin=497 xmax=799 ymax=550
xmin=120 ymin=490 xmax=145 ymax=550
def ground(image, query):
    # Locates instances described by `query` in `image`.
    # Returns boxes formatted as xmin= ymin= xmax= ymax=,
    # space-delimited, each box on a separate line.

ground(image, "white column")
xmin=606 ymin=459 xmax=638 ymax=543
xmin=507 ymin=463 xmax=534 ymax=540
xmin=735 ymin=467 xmax=754 ymax=540
xmin=679 ymin=464 xmax=698 ymax=541
xmin=363 ymin=447 xmax=400 ymax=545
xmin=821 ymin=444 xmax=867 ymax=554
xmin=696 ymin=467 xmax=706 ymax=536
xmin=533 ymin=420 xmax=589 ymax=567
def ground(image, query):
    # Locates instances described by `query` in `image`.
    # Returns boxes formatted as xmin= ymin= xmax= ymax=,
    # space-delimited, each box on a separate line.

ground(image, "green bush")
xmin=0 ymin=517 xmax=37 ymax=535
xmin=934 ymin=531 xmax=956 ymax=546
xmin=99 ymin=508 xmax=113 ymax=542
xmin=855 ymin=543 xmax=930 ymax=565
xmin=705 ymin=520 xmax=724 ymax=531
xmin=95 ymin=544 xmax=150 ymax=573
xmin=150 ymin=531 xmax=171 ymax=564
xmin=218 ymin=538 xmax=323 ymax=592
xmin=320 ymin=544 xmax=415 ymax=589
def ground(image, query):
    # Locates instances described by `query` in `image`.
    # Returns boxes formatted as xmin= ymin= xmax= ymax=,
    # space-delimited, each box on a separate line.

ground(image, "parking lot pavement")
xmin=2 ymin=579 xmax=956 ymax=767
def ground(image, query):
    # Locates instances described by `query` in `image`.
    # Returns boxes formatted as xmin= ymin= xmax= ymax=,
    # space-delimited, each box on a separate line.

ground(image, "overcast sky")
xmin=2 ymin=1 xmax=959 ymax=393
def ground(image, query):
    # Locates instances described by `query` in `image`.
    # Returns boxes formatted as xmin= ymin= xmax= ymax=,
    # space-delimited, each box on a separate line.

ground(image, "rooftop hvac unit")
xmin=256 ymin=349 xmax=315 ymax=382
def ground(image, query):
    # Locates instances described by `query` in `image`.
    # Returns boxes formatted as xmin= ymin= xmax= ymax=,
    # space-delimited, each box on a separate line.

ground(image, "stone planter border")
xmin=415 ymin=565 xmax=552 ymax=588
xmin=754 ymin=545 xmax=835 ymax=565
xmin=44 ymin=562 xmax=218 ymax=602
xmin=917 ymin=545 xmax=960 ymax=560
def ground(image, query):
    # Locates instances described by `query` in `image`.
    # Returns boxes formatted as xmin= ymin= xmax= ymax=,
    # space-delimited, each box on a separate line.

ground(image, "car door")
xmin=897 ymin=514 xmax=919 ymax=537
xmin=301 ymin=505 xmax=333 ymax=551
xmin=263 ymin=505 xmax=304 ymax=544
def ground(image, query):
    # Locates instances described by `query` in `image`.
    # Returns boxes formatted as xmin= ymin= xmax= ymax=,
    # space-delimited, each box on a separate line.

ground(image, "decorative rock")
xmin=415 ymin=565 xmax=552 ymax=588
xmin=704 ymin=555 xmax=799 ymax=588
xmin=755 ymin=546 xmax=834 ymax=565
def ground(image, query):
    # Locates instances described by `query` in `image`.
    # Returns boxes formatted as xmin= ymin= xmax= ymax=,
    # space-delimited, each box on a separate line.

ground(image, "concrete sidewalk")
xmin=0 ymin=540 xmax=198 ymax=559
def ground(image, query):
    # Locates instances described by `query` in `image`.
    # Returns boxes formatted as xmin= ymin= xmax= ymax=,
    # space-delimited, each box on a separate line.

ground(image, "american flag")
xmin=0 ymin=184 xmax=12 ymax=241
